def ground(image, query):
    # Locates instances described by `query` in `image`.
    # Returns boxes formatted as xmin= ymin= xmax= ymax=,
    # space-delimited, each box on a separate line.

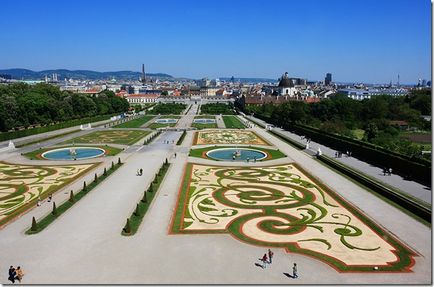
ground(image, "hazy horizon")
xmin=0 ymin=0 xmax=431 ymax=84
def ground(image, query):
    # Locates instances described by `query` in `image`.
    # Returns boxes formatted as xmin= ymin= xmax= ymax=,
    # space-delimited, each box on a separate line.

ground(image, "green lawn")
xmin=223 ymin=115 xmax=245 ymax=129
xmin=113 ymin=115 xmax=155 ymax=128
xmin=148 ymin=116 xmax=180 ymax=129
xmin=62 ymin=130 xmax=151 ymax=145
xmin=352 ymin=129 xmax=365 ymax=140
xmin=189 ymin=146 xmax=286 ymax=161
xmin=191 ymin=116 xmax=217 ymax=129
xmin=23 ymin=145 xmax=123 ymax=160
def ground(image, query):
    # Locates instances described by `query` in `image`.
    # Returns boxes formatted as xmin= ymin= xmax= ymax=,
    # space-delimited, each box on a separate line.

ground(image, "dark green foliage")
xmin=123 ymin=219 xmax=131 ymax=234
xmin=165 ymin=158 xmax=168 ymax=165
xmin=0 ymin=83 xmax=129 ymax=135
xmin=134 ymin=203 xmax=141 ymax=216
xmin=69 ymin=190 xmax=75 ymax=203
xmin=141 ymin=191 xmax=147 ymax=203
xmin=152 ymin=103 xmax=186 ymax=115
xmin=83 ymin=181 xmax=87 ymax=191
xmin=94 ymin=173 xmax=98 ymax=183
xmin=117 ymin=157 xmax=121 ymax=165
xmin=200 ymin=103 xmax=235 ymax=115
xmin=52 ymin=202 xmax=57 ymax=216
xmin=103 ymin=167 xmax=107 ymax=176
xmin=176 ymin=130 xmax=186 ymax=145
xmin=148 ymin=183 xmax=153 ymax=193
xmin=111 ymin=161 xmax=114 ymax=169
xmin=31 ymin=216 xmax=38 ymax=231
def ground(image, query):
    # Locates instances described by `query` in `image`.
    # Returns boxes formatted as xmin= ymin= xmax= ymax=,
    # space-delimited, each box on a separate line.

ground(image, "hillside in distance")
xmin=0 ymin=68 xmax=173 ymax=80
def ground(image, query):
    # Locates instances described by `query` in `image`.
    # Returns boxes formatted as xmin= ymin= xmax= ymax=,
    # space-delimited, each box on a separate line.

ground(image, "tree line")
xmin=0 ymin=83 xmax=129 ymax=132
xmin=242 ymin=90 xmax=431 ymax=159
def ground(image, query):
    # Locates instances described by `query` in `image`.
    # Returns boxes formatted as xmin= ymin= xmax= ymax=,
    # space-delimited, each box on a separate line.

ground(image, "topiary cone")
xmin=52 ymin=201 xmax=57 ymax=216
xmin=83 ymin=181 xmax=87 ymax=191
xmin=103 ymin=167 xmax=107 ymax=176
xmin=141 ymin=191 xmax=147 ymax=203
xmin=94 ymin=173 xmax=98 ymax=182
xmin=118 ymin=157 xmax=121 ymax=165
xmin=31 ymin=216 xmax=38 ymax=231
xmin=123 ymin=218 xmax=131 ymax=234
xmin=69 ymin=190 xmax=75 ymax=203
xmin=148 ymin=183 xmax=153 ymax=193
xmin=134 ymin=203 xmax=141 ymax=216
xmin=111 ymin=161 xmax=114 ymax=169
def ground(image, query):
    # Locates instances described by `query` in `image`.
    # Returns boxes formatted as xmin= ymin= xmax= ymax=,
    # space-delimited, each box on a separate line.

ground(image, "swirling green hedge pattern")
xmin=171 ymin=163 xmax=416 ymax=272
xmin=0 ymin=161 xmax=97 ymax=226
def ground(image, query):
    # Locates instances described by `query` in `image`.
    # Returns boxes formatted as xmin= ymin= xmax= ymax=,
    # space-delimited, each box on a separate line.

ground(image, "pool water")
xmin=42 ymin=147 xmax=105 ymax=160
xmin=206 ymin=148 xmax=267 ymax=161
xmin=193 ymin=118 xmax=216 ymax=124
xmin=155 ymin=119 xmax=178 ymax=124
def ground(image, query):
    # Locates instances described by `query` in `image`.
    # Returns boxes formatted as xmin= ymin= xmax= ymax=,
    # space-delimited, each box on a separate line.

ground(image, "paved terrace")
xmin=245 ymin=115 xmax=431 ymax=205
xmin=0 ymin=113 xmax=430 ymax=284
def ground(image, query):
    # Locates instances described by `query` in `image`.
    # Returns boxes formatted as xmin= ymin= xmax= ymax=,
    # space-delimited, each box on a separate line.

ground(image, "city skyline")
xmin=0 ymin=0 xmax=431 ymax=84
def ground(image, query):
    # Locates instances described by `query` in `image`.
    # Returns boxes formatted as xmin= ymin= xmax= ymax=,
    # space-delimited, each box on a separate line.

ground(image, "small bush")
xmin=31 ymin=216 xmax=38 ymax=231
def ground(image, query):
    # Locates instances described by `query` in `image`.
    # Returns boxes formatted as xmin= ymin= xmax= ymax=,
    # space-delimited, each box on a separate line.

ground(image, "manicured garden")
xmin=191 ymin=116 xmax=217 ymax=129
xmin=0 ymin=161 xmax=99 ymax=227
xmin=150 ymin=103 xmax=187 ymax=115
xmin=63 ymin=130 xmax=151 ymax=145
xmin=194 ymin=129 xmax=269 ymax=145
xmin=189 ymin=146 xmax=286 ymax=161
xmin=200 ymin=103 xmax=235 ymax=115
xmin=171 ymin=163 xmax=416 ymax=272
xmin=23 ymin=145 xmax=123 ymax=160
xmin=113 ymin=115 xmax=155 ymax=128
xmin=27 ymin=159 xmax=123 ymax=234
xmin=122 ymin=160 xmax=171 ymax=236
xmin=148 ymin=116 xmax=180 ymax=129
xmin=223 ymin=115 xmax=245 ymax=129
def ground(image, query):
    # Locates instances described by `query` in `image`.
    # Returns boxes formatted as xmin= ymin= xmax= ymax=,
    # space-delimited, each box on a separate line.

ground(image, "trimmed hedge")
xmin=254 ymin=114 xmax=431 ymax=186
xmin=0 ymin=114 xmax=115 ymax=142
xmin=317 ymin=154 xmax=431 ymax=223
xmin=122 ymin=160 xmax=171 ymax=236
xmin=176 ymin=131 xmax=187 ymax=145
xmin=26 ymin=160 xmax=123 ymax=234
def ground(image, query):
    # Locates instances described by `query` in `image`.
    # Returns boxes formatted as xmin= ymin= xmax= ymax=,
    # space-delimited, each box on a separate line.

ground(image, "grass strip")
xmin=223 ymin=115 xmax=245 ymax=129
xmin=113 ymin=115 xmax=155 ymax=128
xmin=26 ymin=160 xmax=123 ymax=234
xmin=122 ymin=161 xmax=171 ymax=236
xmin=177 ymin=131 xmax=186 ymax=145
xmin=317 ymin=154 xmax=431 ymax=225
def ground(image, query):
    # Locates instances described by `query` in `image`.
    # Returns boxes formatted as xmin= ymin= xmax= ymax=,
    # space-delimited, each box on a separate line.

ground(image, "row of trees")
xmin=0 ymin=83 xmax=129 ymax=132
xmin=244 ymin=90 xmax=431 ymax=159
xmin=200 ymin=103 xmax=235 ymax=115
xmin=151 ymin=103 xmax=186 ymax=114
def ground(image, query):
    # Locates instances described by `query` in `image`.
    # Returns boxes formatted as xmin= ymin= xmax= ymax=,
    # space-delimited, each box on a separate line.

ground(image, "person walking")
xmin=15 ymin=266 xmax=24 ymax=283
xmin=268 ymin=249 xmax=274 ymax=264
xmin=261 ymin=253 xmax=268 ymax=269
xmin=292 ymin=263 xmax=298 ymax=278
xmin=8 ymin=266 xmax=16 ymax=284
xmin=37 ymin=197 xmax=41 ymax=207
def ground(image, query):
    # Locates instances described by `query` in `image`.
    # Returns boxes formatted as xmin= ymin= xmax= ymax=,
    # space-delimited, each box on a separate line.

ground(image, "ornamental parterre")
xmin=171 ymin=163 xmax=416 ymax=272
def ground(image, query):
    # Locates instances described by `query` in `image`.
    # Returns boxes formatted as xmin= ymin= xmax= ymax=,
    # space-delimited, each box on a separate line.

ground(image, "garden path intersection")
xmin=0 ymin=108 xmax=430 ymax=284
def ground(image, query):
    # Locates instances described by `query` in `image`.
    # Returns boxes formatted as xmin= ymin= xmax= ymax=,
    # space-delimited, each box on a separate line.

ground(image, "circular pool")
xmin=42 ymin=147 xmax=105 ymax=160
xmin=206 ymin=148 xmax=267 ymax=161
xmin=155 ymin=118 xmax=178 ymax=124
xmin=193 ymin=118 xmax=216 ymax=124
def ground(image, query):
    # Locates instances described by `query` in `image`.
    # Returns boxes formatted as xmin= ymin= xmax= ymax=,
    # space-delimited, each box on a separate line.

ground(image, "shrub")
xmin=52 ymin=202 xmax=57 ymax=216
xmin=31 ymin=216 xmax=38 ymax=231
xmin=69 ymin=190 xmax=75 ymax=203
xmin=123 ymin=219 xmax=131 ymax=234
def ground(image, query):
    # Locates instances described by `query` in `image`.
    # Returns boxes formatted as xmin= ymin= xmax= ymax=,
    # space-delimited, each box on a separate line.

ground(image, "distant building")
xmin=125 ymin=93 xmax=159 ymax=105
xmin=277 ymin=72 xmax=296 ymax=96
xmin=325 ymin=73 xmax=332 ymax=86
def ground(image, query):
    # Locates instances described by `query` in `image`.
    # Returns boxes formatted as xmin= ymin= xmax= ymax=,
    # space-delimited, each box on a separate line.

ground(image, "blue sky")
xmin=0 ymin=0 xmax=431 ymax=83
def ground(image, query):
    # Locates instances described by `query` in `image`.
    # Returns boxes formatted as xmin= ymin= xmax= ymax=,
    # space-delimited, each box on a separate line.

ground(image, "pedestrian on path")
xmin=268 ymin=249 xmax=274 ymax=264
xmin=15 ymin=266 xmax=24 ymax=283
xmin=174 ymin=153 xmax=177 ymax=158
xmin=37 ymin=197 xmax=41 ymax=206
xmin=292 ymin=263 xmax=298 ymax=278
xmin=8 ymin=266 xmax=16 ymax=283
xmin=388 ymin=167 xmax=392 ymax=176
xmin=260 ymin=253 xmax=268 ymax=268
